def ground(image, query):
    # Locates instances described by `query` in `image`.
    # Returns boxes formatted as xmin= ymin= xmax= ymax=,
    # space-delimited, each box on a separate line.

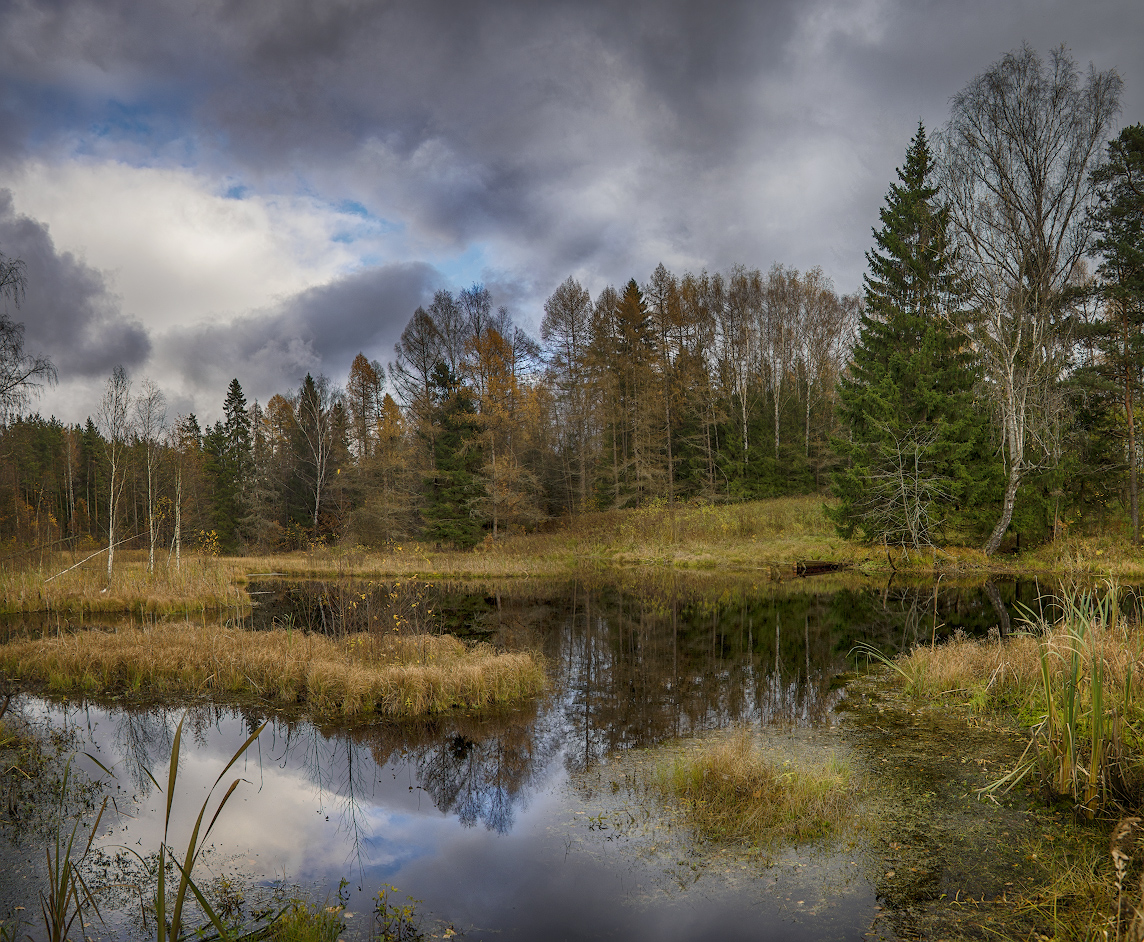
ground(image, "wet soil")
xmin=839 ymin=670 xmax=1110 ymax=941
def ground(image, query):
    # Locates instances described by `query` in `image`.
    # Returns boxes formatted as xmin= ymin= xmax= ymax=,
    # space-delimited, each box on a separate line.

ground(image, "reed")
xmin=653 ymin=730 xmax=854 ymax=845
xmin=886 ymin=583 xmax=1144 ymax=813
xmin=39 ymin=756 xmax=107 ymax=942
xmin=0 ymin=623 xmax=547 ymax=719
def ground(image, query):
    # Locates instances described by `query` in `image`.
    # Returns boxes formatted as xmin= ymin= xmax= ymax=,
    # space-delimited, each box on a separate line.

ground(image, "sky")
xmin=1 ymin=0 xmax=1141 ymax=426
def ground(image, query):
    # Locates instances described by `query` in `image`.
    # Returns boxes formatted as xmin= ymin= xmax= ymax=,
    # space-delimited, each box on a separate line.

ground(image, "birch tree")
xmin=134 ymin=378 xmax=167 ymax=573
xmin=942 ymin=44 xmax=1121 ymax=554
xmin=96 ymin=366 xmax=132 ymax=580
xmin=294 ymin=373 xmax=340 ymax=536
xmin=542 ymin=276 xmax=593 ymax=513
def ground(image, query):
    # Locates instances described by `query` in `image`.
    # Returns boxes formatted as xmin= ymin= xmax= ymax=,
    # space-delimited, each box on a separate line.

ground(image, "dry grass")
xmin=0 ymin=623 xmax=547 ymax=719
xmin=894 ymin=629 xmax=1046 ymax=707
xmin=653 ymin=730 xmax=855 ymax=846
xmin=0 ymin=551 xmax=249 ymax=616
xmin=890 ymin=585 xmax=1144 ymax=811
xmin=896 ymin=602 xmax=1144 ymax=717
xmin=240 ymin=496 xmax=881 ymax=578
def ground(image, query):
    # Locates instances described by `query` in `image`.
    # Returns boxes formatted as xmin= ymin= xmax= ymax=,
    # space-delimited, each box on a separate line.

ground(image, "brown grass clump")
xmin=895 ymin=630 xmax=1045 ymax=706
xmin=654 ymin=730 xmax=854 ymax=846
xmin=0 ymin=623 xmax=547 ymax=719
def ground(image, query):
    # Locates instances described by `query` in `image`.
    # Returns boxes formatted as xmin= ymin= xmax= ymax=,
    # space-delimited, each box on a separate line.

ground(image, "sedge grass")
xmin=882 ymin=583 xmax=1144 ymax=813
xmin=653 ymin=730 xmax=855 ymax=846
xmin=0 ymin=623 xmax=547 ymax=718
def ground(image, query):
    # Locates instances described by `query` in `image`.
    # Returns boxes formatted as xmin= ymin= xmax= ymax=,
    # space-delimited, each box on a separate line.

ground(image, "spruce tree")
xmin=206 ymin=378 xmax=253 ymax=551
xmin=830 ymin=123 xmax=993 ymax=547
xmin=420 ymin=362 xmax=485 ymax=547
xmin=1090 ymin=124 xmax=1144 ymax=541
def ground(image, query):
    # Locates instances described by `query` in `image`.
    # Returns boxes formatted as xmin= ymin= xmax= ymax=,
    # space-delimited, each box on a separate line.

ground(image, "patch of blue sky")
xmin=333 ymin=198 xmax=402 ymax=235
xmin=224 ymin=183 xmax=252 ymax=200
xmin=437 ymin=243 xmax=490 ymax=290
xmin=3 ymin=78 xmax=94 ymax=152
xmin=78 ymin=95 xmax=199 ymax=165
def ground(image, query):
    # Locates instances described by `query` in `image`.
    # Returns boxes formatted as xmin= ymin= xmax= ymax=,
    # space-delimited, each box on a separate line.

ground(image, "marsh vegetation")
xmin=652 ymin=730 xmax=855 ymax=846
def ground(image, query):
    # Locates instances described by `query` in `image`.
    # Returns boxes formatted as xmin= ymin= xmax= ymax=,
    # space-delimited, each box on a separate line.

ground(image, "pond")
xmin=0 ymin=576 xmax=1103 ymax=941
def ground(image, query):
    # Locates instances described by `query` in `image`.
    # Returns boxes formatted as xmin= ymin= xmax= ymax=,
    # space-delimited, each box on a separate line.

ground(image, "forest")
xmin=0 ymin=46 xmax=1141 ymax=562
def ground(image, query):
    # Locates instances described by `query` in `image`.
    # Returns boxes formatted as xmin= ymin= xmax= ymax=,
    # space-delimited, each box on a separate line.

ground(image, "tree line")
xmin=0 ymin=44 xmax=1140 ymax=561
xmin=0 ymin=261 xmax=860 ymax=558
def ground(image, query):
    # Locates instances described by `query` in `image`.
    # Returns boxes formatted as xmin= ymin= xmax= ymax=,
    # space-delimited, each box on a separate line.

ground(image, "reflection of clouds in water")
xmin=22 ymin=698 xmax=556 ymax=885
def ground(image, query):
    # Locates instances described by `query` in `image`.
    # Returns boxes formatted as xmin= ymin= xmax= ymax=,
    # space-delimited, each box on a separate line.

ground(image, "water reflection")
xmin=2 ymin=575 xmax=1108 ymax=940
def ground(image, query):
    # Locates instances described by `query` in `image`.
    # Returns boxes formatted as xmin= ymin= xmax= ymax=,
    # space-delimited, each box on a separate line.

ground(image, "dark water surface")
xmin=0 ymin=576 xmax=1096 ymax=940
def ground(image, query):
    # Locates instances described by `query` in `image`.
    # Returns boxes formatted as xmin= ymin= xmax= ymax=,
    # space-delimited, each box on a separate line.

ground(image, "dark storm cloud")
xmin=155 ymin=260 xmax=440 ymax=406
xmin=3 ymin=0 xmax=1143 ymax=317
xmin=0 ymin=0 xmax=814 ymax=273
xmin=0 ymin=190 xmax=150 ymax=378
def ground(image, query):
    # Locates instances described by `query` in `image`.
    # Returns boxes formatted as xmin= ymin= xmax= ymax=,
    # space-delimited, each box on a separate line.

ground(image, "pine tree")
xmin=830 ymin=123 xmax=994 ymax=548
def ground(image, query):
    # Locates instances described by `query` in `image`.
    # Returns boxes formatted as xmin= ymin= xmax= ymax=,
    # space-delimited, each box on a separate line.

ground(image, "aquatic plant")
xmin=271 ymin=900 xmax=345 ymax=942
xmin=40 ymin=755 xmax=107 ymax=942
xmin=146 ymin=715 xmax=270 ymax=941
xmin=652 ymin=730 xmax=854 ymax=845
xmin=372 ymin=884 xmax=422 ymax=942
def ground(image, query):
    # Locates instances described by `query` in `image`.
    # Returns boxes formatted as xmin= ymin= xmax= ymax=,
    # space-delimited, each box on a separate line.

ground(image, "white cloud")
xmin=9 ymin=159 xmax=373 ymax=329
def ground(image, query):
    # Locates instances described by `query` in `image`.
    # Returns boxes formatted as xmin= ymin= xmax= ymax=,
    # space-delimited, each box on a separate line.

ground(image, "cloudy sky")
xmin=1 ymin=0 xmax=1141 ymax=425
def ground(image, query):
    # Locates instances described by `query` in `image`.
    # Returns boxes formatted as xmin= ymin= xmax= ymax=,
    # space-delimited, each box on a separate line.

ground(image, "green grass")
xmin=270 ymin=901 xmax=344 ymax=942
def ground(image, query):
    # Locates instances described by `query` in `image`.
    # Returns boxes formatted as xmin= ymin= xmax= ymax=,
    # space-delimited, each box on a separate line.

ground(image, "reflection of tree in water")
xmin=365 ymin=708 xmax=561 ymax=835
xmin=110 ymin=708 xmax=173 ymax=796
xmin=550 ymin=582 xmax=853 ymax=772
xmin=56 ymin=575 xmax=1070 ymax=849
xmin=823 ymin=577 xmax=1051 ymax=656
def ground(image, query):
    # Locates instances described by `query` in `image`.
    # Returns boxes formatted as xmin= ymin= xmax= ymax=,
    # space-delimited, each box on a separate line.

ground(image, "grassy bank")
xmin=226 ymin=499 xmax=1144 ymax=580
xmin=7 ymin=496 xmax=1144 ymax=618
xmin=0 ymin=551 xmax=250 ymax=616
xmin=652 ymin=730 xmax=855 ymax=846
xmin=0 ymin=623 xmax=547 ymax=718
xmin=881 ymin=585 xmax=1144 ymax=813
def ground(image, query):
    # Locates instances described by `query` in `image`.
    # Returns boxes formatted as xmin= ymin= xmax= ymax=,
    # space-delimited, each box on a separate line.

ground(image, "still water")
xmin=2 ymin=577 xmax=1059 ymax=941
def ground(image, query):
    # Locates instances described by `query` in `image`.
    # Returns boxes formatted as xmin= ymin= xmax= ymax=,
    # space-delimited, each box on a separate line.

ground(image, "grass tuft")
xmin=0 ymin=623 xmax=547 ymax=719
xmin=653 ymin=730 xmax=855 ymax=846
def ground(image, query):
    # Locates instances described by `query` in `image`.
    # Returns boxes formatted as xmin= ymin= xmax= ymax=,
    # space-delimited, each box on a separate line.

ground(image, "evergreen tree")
xmin=206 ymin=378 xmax=253 ymax=551
xmin=1090 ymin=124 xmax=1144 ymax=541
xmin=830 ymin=123 xmax=994 ymax=548
xmin=420 ymin=362 xmax=485 ymax=547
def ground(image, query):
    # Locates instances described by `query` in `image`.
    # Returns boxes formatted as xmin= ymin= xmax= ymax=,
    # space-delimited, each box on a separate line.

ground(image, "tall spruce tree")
xmin=206 ymin=378 xmax=253 ymax=551
xmin=1089 ymin=124 xmax=1144 ymax=541
xmin=830 ymin=123 xmax=992 ymax=548
xmin=420 ymin=362 xmax=485 ymax=547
